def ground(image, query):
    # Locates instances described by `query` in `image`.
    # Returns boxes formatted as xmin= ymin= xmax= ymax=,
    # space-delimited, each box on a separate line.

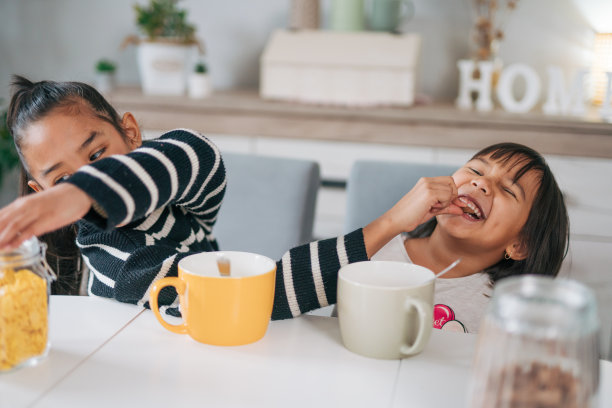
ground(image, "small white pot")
xmin=95 ymin=72 xmax=115 ymax=94
xmin=137 ymin=41 xmax=196 ymax=95
xmin=188 ymin=73 xmax=212 ymax=99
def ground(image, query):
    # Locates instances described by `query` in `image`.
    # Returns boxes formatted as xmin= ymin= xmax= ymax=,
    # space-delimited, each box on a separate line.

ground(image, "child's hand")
xmin=363 ymin=176 xmax=463 ymax=258
xmin=385 ymin=176 xmax=463 ymax=232
xmin=0 ymin=183 xmax=93 ymax=250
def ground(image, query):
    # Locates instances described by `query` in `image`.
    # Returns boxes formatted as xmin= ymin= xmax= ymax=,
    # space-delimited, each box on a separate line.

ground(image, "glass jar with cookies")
xmin=468 ymin=275 xmax=600 ymax=408
xmin=0 ymin=237 xmax=56 ymax=372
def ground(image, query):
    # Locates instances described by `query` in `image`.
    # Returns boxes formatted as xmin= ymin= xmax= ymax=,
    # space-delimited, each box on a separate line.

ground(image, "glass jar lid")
xmin=0 ymin=237 xmax=57 ymax=282
xmin=490 ymin=275 xmax=599 ymax=338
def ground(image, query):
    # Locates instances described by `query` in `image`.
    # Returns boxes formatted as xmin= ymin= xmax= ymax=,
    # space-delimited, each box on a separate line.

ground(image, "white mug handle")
xmin=399 ymin=297 xmax=430 ymax=356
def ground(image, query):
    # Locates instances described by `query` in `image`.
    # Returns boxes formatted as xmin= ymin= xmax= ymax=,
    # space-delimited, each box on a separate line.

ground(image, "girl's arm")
xmin=0 ymin=129 xmax=225 ymax=250
xmin=273 ymin=176 xmax=465 ymax=319
xmin=81 ymin=175 xmax=463 ymax=318
xmin=68 ymin=129 xmax=226 ymax=233
xmin=272 ymin=229 xmax=366 ymax=319
xmin=80 ymin=223 xmax=366 ymax=319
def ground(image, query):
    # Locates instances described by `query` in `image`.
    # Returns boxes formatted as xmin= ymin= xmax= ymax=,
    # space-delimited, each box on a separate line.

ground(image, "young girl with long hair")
xmin=371 ymin=143 xmax=569 ymax=332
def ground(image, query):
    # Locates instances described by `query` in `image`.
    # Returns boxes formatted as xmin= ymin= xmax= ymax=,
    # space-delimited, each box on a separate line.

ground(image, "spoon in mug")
xmin=217 ymin=256 xmax=231 ymax=277
xmin=434 ymin=258 xmax=462 ymax=279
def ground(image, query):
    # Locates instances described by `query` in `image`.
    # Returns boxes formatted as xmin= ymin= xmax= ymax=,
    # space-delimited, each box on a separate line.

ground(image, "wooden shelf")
xmin=107 ymin=87 xmax=612 ymax=159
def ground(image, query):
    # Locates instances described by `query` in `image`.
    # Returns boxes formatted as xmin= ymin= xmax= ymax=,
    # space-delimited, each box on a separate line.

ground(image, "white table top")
xmin=0 ymin=296 xmax=144 ymax=408
xmin=2 ymin=296 xmax=611 ymax=408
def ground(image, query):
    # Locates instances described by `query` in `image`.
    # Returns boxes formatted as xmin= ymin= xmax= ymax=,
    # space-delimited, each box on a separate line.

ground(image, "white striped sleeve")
xmin=81 ymin=253 xmax=116 ymax=289
xmin=67 ymin=129 xmax=226 ymax=230
xmin=78 ymin=166 xmax=136 ymax=227
xmin=136 ymin=147 xmax=179 ymax=207
xmin=281 ymin=252 xmax=301 ymax=317
xmin=137 ymin=254 xmax=178 ymax=307
xmin=156 ymin=139 xmax=199 ymax=202
xmin=309 ymin=241 xmax=329 ymax=307
xmin=111 ymin=155 xmax=159 ymax=217
xmin=76 ymin=242 xmax=131 ymax=261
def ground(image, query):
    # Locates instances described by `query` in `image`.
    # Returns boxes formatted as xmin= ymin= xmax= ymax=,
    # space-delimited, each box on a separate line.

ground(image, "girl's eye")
xmin=504 ymin=187 xmax=517 ymax=198
xmin=469 ymin=167 xmax=482 ymax=176
xmin=54 ymin=175 xmax=70 ymax=185
xmin=89 ymin=148 xmax=106 ymax=161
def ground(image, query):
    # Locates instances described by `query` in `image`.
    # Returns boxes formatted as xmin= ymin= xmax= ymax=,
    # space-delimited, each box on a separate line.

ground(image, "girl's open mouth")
xmin=458 ymin=196 xmax=485 ymax=221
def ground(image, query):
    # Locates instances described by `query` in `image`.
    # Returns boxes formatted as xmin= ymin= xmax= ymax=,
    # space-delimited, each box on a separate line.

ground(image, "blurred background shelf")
xmin=108 ymin=87 xmax=612 ymax=159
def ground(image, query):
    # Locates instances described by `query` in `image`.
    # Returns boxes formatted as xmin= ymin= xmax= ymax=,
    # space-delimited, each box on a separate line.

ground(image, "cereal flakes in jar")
xmin=0 ymin=237 xmax=56 ymax=372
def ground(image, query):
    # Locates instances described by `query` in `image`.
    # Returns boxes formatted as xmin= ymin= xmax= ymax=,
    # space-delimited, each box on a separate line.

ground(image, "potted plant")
xmin=123 ymin=0 xmax=203 ymax=95
xmin=0 ymin=104 xmax=21 ymax=206
xmin=94 ymin=59 xmax=117 ymax=94
xmin=188 ymin=61 xmax=211 ymax=99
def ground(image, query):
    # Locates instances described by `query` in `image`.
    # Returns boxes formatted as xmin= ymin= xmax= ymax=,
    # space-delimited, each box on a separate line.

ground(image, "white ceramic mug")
xmin=337 ymin=261 xmax=434 ymax=359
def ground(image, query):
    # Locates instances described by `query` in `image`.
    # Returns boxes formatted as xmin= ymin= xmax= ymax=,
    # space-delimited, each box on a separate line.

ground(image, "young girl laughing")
xmin=371 ymin=143 xmax=569 ymax=332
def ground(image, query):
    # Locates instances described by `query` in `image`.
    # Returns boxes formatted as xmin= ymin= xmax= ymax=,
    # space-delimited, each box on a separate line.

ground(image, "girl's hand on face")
xmin=363 ymin=176 xmax=464 ymax=258
xmin=385 ymin=176 xmax=464 ymax=233
xmin=0 ymin=183 xmax=93 ymax=250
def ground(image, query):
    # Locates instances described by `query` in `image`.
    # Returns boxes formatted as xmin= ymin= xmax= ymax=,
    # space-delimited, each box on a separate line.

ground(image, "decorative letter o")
xmin=496 ymin=63 xmax=541 ymax=113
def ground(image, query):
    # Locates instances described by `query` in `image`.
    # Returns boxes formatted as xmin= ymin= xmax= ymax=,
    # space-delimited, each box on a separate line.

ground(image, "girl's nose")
xmin=471 ymin=179 xmax=489 ymax=194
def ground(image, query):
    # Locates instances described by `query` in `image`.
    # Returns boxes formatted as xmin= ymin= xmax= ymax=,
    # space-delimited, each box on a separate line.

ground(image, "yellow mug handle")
xmin=149 ymin=276 xmax=188 ymax=334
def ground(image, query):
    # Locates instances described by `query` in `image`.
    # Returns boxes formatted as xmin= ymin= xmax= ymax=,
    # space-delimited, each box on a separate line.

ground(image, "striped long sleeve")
xmin=271 ymin=228 xmax=367 ymax=320
xmin=68 ymin=128 xmax=225 ymax=235
xmin=68 ymin=129 xmax=226 ymax=311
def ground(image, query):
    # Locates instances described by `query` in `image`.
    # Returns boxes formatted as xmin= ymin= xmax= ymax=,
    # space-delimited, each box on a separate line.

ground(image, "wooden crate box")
xmin=260 ymin=30 xmax=421 ymax=107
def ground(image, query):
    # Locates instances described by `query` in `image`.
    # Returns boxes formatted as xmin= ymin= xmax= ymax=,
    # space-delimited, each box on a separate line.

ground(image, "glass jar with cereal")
xmin=0 ymin=237 xmax=56 ymax=372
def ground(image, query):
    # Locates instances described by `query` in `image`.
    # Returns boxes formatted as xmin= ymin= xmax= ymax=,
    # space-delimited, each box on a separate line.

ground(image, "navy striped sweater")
xmin=67 ymin=129 xmax=368 ymax=319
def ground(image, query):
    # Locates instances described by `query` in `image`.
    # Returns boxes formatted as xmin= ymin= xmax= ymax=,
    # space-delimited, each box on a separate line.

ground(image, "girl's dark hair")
xmin=17 ymin=170 xmax=83 ymax=295
xmin=7 ymin=75 xmax=127 ymax=295
xmin=7 ymin=75 xmax=125 ymax=171
xmin=409 ymin=142 xmax=569 ymax=284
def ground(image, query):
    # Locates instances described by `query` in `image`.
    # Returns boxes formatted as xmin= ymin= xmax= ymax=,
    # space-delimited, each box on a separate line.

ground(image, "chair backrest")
xmin=344 ymin=160 xmax=458 ymax=233
xmin=214 ymin=152 xmax=320 ymax=260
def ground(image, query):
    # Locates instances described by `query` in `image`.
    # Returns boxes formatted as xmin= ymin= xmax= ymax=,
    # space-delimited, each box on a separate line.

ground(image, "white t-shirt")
xmin=372 ymin=234 xmax=492 ymax=333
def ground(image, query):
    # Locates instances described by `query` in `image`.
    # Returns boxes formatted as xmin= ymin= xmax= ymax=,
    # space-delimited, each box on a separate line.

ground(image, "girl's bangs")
xmin=472 ymin=143 xmax=545 ymax=183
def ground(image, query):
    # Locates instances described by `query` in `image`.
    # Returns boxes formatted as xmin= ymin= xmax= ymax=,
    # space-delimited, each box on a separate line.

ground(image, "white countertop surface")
xmin=2 ymin=296 xmax=610 ymax=408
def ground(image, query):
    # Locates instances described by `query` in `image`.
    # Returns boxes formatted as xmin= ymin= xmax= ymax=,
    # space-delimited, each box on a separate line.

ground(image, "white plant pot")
xmin=188 ymin=74 xmax=212 ymax=99
xmin=95 ymin=72 xmax=115 ymax=94
xmin=137 ymin=41 xmax=196 ymax=95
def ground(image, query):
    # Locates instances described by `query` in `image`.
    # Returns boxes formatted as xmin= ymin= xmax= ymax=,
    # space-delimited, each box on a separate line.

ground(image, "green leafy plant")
xmin=0 ymin=104 xmax=20 ymax=187
xmin=194 ymin=62 xmax=207 ymax=74
xmin=95 ymin=59 xmax=117 ymax=73
xmin=133 ymin=0 xmax=196 ymax=44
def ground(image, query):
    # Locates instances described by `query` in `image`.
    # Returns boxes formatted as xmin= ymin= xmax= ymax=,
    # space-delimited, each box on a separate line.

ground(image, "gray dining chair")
xmin=344 ymin=160 xmax=458 ymax=233
xmin=213 ymin=152 xmax=320 ymax=261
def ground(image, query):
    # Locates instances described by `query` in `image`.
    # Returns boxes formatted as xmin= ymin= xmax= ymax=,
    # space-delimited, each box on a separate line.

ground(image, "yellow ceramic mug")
xmin=150 ymin=251 xmax=276 ymax=346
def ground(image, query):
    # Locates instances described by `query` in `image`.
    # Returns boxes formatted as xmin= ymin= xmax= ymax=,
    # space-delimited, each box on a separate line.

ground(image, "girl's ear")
xmin=121 ymin=112 xmax=142 ymax=150
xmin=27 ymin=180 xmax=42 ymax=193
xmin=505 ymin=241 xmax=528 ymax=261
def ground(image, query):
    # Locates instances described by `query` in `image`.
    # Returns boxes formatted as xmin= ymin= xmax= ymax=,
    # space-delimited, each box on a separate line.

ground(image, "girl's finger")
xmin=0 ymin=223 xmax=26 ymax=250
xmin=430 ymin=191 xmax=458 ymax=209
xmin=0 ymin=219 xmax=25 ymax=247
xmin=431 ymin=203 xmax=464 ymax=216
xmin=0 ymin=232 xmax=30 ymax=251
xmin=0 ymin=206 xmax=40 ymax=247
xmin=449 ymin=178 xmax=458 ymax=198
xmin=0 ymin=213 xmax=45 ymax=250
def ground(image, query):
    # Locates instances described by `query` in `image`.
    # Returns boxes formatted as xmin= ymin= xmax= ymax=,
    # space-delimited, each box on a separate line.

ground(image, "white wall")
xmin=0 ymin=0 xmax=600 ymax=102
